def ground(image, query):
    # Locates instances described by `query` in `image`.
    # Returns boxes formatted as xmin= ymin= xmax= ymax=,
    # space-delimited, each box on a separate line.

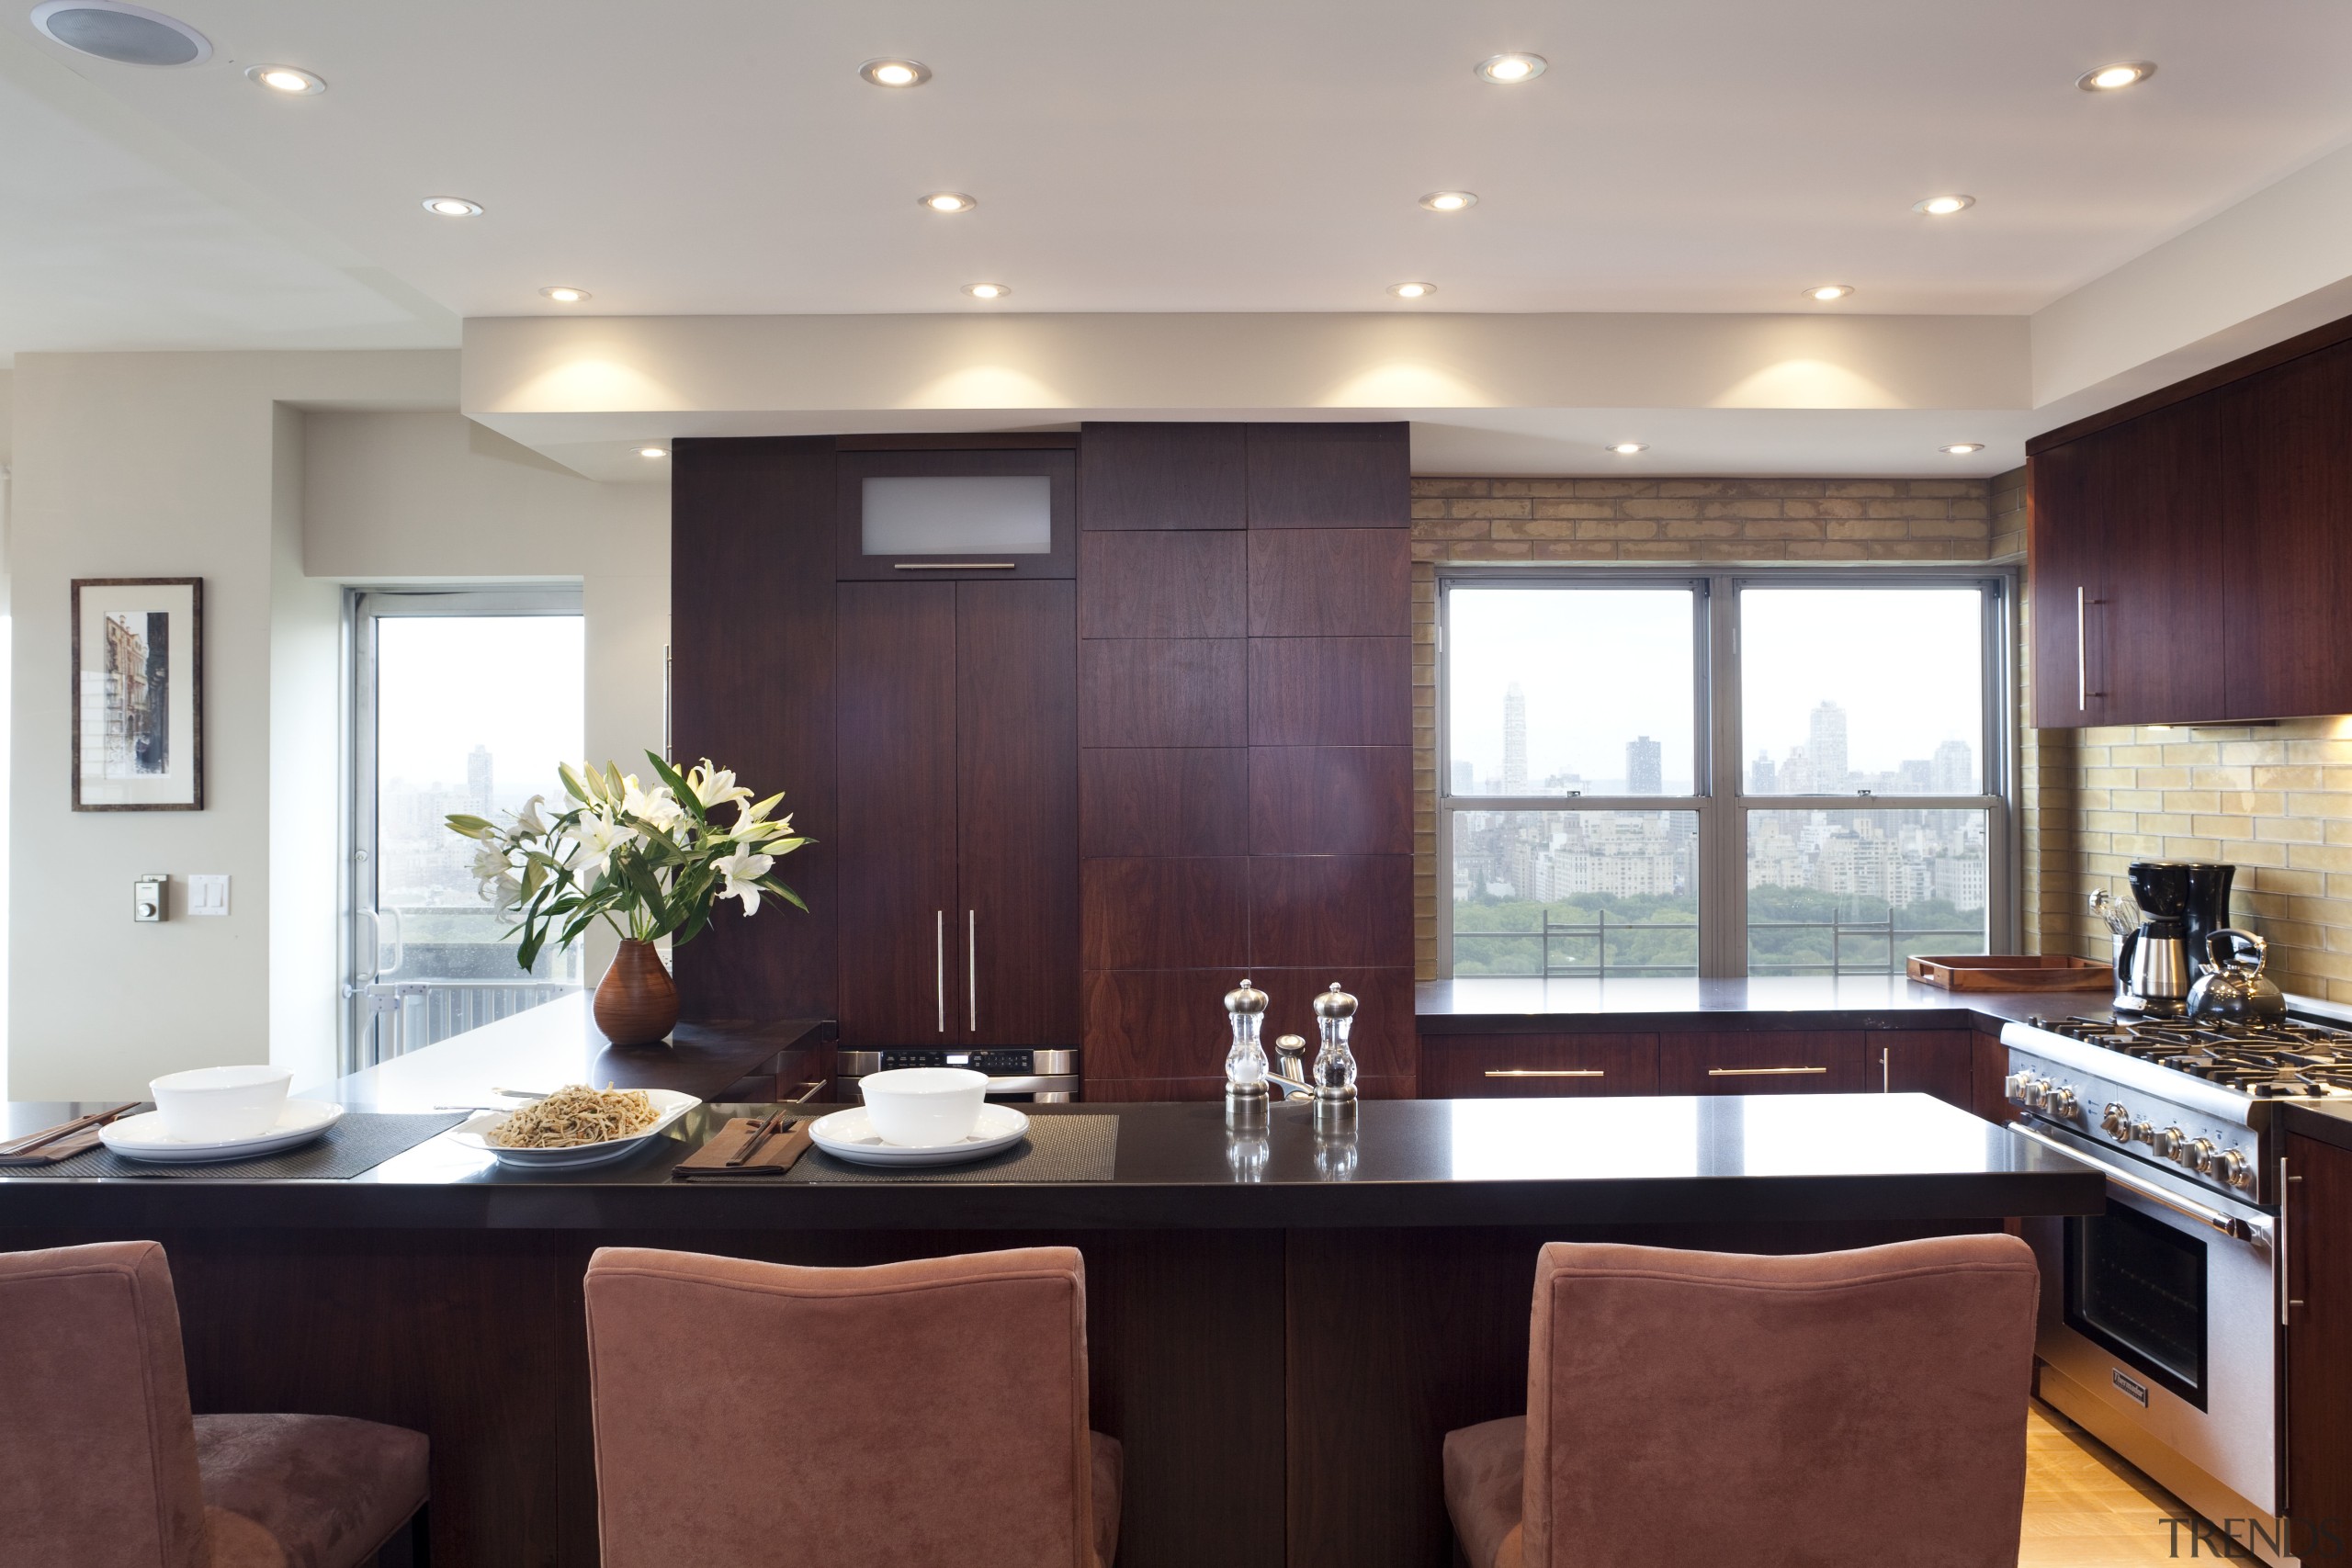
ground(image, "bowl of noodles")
xmin=450 ymin=1084 xmax=700 ymax=1168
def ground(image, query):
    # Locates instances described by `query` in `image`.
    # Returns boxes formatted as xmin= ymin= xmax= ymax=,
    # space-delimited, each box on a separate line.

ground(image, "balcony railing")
xmin=358 ymin=979 xmax=578 ymax=1061
xmin=1453 ymin=908 xmax=1984 ymax=979
xmin=1748 ymin=913 xmax=1984 ymax=977
xmin=1454 ymin=908 xmax=1699 ymax=978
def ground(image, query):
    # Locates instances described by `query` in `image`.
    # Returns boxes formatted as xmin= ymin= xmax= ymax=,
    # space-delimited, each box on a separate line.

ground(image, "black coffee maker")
xmin=2116 ymin=861 xmax=2235 ymax=1015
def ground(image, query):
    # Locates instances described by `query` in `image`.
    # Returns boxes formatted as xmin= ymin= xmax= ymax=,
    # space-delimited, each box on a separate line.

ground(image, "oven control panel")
xmin=877 ymin=1047 xmax=1036 ymax=1074
xmin=2005 ymin=1052 xmax=2260 ymax=1198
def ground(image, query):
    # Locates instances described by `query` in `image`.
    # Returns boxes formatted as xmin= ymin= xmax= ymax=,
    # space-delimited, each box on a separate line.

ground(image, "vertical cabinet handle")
xmin=935 ymin=911 xmax=945 ymax=1035
xmin=967 ymin=910 xmax=978 ymax=1034
xmin=1881 ymin=1045 xmax=1890 ymax=1093
xmin=2282 ymin=1160 xmax=2304 ymax=1325
xmin=2075 ymin=586 xmax=2087 ymax=712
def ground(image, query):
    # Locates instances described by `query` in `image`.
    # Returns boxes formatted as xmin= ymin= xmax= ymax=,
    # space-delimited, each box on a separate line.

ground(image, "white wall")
xmin=7 ymin=352 xmax=663 ymax=1099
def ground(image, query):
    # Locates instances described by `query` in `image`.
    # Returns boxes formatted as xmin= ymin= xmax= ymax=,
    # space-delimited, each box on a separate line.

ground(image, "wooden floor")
xmin=2024 ymin=1401 xmax=2203 ymax=1567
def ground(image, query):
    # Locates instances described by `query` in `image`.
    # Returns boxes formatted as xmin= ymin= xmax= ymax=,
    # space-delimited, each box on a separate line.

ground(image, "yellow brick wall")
xmin=1410 ymin=474 xmax=2003 ymax=980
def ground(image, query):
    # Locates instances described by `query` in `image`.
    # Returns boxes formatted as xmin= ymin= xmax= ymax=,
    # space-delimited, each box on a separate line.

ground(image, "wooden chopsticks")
xmin=725 ymin=1109 xmax=790 ymax=1168
xmin=0 ymin=1102 xmax=141 ymax=1158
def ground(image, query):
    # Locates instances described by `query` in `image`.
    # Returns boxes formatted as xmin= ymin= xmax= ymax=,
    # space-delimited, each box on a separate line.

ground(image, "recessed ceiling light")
xmin=29 ymin=1 xmax=209 ymax=65
xmin=1388 ymin=282 xmax=1437 ymax=299
xmin=921 ymin=191 xmax=977 ymax=213
xmin=246 ymin=63 xmax=324 ymax=95
xmin=963 ymin=282 xmax=1011 ymax=299
xmin=539 ymin=286 xmax=591 ymax=303
xmin=1607 ymin=442 xmax=1647 ymax=456
xmin=639 ymin=446 xmax=669 ymax=459
xmin=423 ymin=197 xmax=483 ymax=218
xmin=1805 ymin=284 xmax=1855 ymax=301
xmin=1473 ymin=52 xmax=1546 ymax=85
xmin=1419 ymin=190 xmax=1478 ymax=212
xmin=1913 ymin=195 xmax=1974 ymax=217
xmin=1940 ymin=443 xmax=1985 ymax=456
xmin=2077 ymin=61 xmax=2155 ymax=92
xmin=860 ymin=58 xmax=932 ymax=87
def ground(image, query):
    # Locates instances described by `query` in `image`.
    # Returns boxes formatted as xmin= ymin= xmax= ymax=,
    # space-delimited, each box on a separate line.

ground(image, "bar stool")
xmin=0 ymin=1240 xmax=429 ymax=1568
xmin=584 ymin=1245 xmax=1122 ymax=1568
xmin=1443 ymin=1235 xmax=2041 ymax=1568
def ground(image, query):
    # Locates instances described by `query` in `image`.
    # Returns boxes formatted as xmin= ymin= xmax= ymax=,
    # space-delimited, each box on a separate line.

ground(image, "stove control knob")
xmin=2047 ymin=1088 xmax=2080 ymax=1120
xmin=2220 ymin=1150 xmax=2256 ymax=1190
xmin=2005 ymin=1071 xmax=2035 ymax=1106
xmin=2128 ymin=1117 xmax=2155 ymax=1145
xmin=2152 ymin=1126 xmax=2188 ymax=1160
xmin=2184 ymin=1137 xmax=2218 ymax=1173
xmin=2099 ymin=1102 xmax=2131 ymax=1137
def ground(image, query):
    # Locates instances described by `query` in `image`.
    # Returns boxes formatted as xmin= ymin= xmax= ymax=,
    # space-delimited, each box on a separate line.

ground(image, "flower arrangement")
xmin=446 ymin=753 xmax=808 ymax=1042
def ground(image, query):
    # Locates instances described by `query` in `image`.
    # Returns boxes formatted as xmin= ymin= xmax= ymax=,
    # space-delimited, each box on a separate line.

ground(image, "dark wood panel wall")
xmin=670 ymin=437 xmax=840 ymax=1021
xmin=1079 ymin=423 xmax=1416 ymax=1099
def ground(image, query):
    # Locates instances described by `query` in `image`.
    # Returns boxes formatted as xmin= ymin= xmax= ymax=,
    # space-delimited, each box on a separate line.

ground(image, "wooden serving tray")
xmin=1906 ymin=954 xmax=2114 ymax=992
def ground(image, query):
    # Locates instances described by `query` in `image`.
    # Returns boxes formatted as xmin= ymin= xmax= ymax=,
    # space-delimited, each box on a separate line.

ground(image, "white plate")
xmin=447 ymin=1089 xmax=700 ymax=1169
xmin=808 ymin=1103 xmax=1031 ymax=1167
xmin=100 ymin=1100 xmax=345 ymax=1163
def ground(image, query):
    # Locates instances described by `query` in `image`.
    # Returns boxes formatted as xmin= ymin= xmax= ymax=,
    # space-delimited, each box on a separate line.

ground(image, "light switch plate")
xmin=133 ymin=874 xmax=167 ymax=922
xmin=188 ymin=874 xmax=230 ymax=917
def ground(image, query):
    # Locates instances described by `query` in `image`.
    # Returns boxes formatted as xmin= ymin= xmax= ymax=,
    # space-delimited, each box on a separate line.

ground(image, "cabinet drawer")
xmin=1658 ymin=1032 xmax=1865 ymax=1095
xmin=1871 ymin=1029 xmax=1976 ymax=1111
xmin=1421 ymin=1034 xmax=1658 ymax=1099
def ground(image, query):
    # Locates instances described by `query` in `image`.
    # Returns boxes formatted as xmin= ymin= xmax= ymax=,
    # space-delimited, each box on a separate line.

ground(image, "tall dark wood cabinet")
xmin=2284 ymin=1129 xmax=2351 ymax=1548
xmin=1078 ymin=423 xmax=1415 ymax=1100
xmin=2029 ymin=314 xmax=2352 ymax=728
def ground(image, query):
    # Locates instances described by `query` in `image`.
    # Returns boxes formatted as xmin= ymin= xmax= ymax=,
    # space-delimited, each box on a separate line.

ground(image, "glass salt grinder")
xmin=1311 ymin=981 xmax=1359 ymax=1132
xmin=1224 ymin=976 xmax=1272 ymax=1128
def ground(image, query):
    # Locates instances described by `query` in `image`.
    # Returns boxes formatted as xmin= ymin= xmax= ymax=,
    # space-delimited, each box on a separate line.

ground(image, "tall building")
xmin=1626 ymin=735 xmax=1662 ymax=795
xmin=1932 ymin=739 xmax=1974 ymax=794
xmin=1808 ymin=702 xmax=1849 ymax=793
xmin=1501 ymin=681 xmax=1528 ymax=795
xmin=1452 ymin=760 xmax=1475 ymax=797
xmin=467 ymin=743 xmax=492 ymax=813
xmin=1781 ymin=744 xmax=1813 ymax=795
xmin=1748 ymin=750 xmax=1779 ymax=794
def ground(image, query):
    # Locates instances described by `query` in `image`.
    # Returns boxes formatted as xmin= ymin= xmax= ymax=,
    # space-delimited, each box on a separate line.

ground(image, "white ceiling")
xmin=6 ymin=0 xmax=2352 ymax=470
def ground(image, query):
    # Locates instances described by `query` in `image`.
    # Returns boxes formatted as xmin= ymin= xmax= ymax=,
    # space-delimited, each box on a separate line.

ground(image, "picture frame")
xmin=72 ymin=577 xmax=203 ymax=811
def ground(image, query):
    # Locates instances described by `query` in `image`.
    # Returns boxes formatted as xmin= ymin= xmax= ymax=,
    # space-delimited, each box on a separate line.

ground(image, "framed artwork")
xmin=72 ymin=577 xmax=203 ymax=811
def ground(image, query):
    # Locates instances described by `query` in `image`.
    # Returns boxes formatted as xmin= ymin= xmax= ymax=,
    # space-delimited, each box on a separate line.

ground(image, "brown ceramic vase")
xmin=594 ymin=939 xmax=679 ymax=1045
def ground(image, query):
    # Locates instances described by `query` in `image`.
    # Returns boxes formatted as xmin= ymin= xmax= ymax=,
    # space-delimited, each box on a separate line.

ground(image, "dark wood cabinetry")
xmin=2285 ymin=1129 xmax=2352 ymax=1545
xmin=2030 ymin=312 xmax=2352 ymax=727
xmin=1871 ymin=1028 xmax=1975 ymax=1107
xmin=834 ymin=581 xmax=1079 ymax=1047
xmin=1657 ymin=1031 xmax=1867 ymax=1095
xmin=1421 ymin=1024 xmax=1988 ymax=1112
xmin=1419 ymin=1033 xmax=1661 ymax=1098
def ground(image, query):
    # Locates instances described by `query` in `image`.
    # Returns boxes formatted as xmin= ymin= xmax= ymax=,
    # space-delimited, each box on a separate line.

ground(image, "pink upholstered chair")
xmin=584 ymin=1245 xmax=1123 ymax=1568
xmin=0 ymin=1240 xmax=429 ymax=1568
xmin=1443 ymin=1234 xmax=2041 ymax=1568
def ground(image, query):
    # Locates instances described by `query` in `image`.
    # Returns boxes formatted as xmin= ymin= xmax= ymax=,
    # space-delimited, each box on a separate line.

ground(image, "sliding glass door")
xmin=347 ymin=588 xmax=584 ymax=1069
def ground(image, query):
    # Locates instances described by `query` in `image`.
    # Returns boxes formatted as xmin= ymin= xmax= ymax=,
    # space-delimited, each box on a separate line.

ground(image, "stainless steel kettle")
xmin=2185 ymin=929 xmax=2287 ymax=1024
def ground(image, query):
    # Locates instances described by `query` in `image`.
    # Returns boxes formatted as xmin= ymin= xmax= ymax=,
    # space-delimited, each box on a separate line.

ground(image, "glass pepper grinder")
xmin=1311 ymin=981 xmax=1359 ymax=1131
xmin=1224 ymin=976 xmax=1272 ymax=1127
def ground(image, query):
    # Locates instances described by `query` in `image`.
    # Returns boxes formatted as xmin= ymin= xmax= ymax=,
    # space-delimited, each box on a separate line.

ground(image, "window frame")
xmin=1435 ymin=566 xmax=2018 ymax=979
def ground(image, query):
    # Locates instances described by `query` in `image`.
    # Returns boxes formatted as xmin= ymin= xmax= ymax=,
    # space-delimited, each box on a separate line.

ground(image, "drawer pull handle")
xmin=1707 ymin=1066 xmax=1828 ymax=1077
xmin=892 ymin=562 xmax=1016 ymax=570
xmin=1485 ymin=1068 xmax=1604 ymax=1078
xmin=785 ymin=1079 xmax=827 ymax=1104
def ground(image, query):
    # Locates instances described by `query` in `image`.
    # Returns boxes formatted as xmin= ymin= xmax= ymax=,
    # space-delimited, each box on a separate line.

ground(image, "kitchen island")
xmin=0 ymin=1009 xmax=2102 ymax=1568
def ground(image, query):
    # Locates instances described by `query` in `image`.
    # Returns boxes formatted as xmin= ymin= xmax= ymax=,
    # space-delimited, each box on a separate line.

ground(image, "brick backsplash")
xmin=1409 ymin=473 xmax=2005 ymax=980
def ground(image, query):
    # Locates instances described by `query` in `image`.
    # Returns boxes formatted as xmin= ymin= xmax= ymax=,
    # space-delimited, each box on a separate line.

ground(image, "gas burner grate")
xmin=2021 ymin=1010 xmax=2352 ymax=1098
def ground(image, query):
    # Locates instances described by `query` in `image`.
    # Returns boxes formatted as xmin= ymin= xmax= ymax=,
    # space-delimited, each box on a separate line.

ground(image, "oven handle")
xmin=2008 ymin=1123 xmax=2267 ymax=1244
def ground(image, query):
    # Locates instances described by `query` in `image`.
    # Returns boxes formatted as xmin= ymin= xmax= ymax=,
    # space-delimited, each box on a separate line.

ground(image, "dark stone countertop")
xmin=2284 ymin=1099 xmax=2352 ymax=1153
xmin=1416 ymin=976 xmax=2096 ymax=1034
xmin=0 ymin=1090 xmax=2102 ymax=1233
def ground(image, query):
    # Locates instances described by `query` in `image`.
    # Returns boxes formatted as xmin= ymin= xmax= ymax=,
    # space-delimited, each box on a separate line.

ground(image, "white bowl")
xmin=149 ymin=1064 xmax=294 ymax=1143
xmin=857 ymin=1066 xmax=989 ymax=1148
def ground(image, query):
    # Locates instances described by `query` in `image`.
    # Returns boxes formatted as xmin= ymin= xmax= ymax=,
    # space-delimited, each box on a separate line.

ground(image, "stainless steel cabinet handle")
xmin=1881 ymin=1045 xmax=1890 ymax=1092
xmin=2282 ymin=1159 xmax=2303 ymax=1325
xmin=934 ymin=910 xmax=945 ymax=1034
xmin=1484 ymin=1068 xmax=1604 ymax=1078
xmin=1707 ymin=1066 xmax=1828 ymax=1077
xmin=967 ymin=909 xmax=978 ymax=1034
xmin=785 ymin=1079 xmax=827 ymax=1104
xmin=2076 ymin=586 xmax=2087 ymax=711
xmin=892 ymin=562 xmax=1016 ymax=570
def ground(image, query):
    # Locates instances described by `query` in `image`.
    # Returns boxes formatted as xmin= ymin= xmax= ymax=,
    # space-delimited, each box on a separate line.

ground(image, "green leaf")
xmin=645 ymin=752 xmax=704 ymax=822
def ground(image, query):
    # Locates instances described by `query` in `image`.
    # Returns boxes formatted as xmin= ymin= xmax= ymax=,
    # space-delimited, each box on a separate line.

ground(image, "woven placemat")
xmin=787 ymin=1114 xmax=1118 ymax=1183
xmin=23 ymin=1112 xmax=466 ymax=1180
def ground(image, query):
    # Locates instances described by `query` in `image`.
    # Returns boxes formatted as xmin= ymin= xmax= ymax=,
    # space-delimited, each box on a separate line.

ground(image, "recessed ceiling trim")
xmin=30 ymin=0 xmax=209 ymax=65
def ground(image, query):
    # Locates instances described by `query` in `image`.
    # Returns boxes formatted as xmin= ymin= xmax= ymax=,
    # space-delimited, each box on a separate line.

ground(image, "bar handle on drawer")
xmin=1484 ymin=1068 xmax=1605 ymax=1078
xmin=1707 ymin=1066 xmax=1829 ymax=1077
xmin=785 ymin=1079 xmax=827 ymax=1104
xmin=893 ymin=562 xmax=1016 ymax=570
xmin=935 ymin=911 xmax=945 ymax=1034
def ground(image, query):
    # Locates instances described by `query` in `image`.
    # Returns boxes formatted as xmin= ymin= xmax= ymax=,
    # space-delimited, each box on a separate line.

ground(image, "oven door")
xmin=2017 ymin=1122 xmax=2282 ymax=1525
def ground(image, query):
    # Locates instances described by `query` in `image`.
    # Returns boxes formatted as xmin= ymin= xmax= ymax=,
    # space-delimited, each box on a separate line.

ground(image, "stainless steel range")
xmin=2001 ymin=1009 xmax=2350 ymax=1564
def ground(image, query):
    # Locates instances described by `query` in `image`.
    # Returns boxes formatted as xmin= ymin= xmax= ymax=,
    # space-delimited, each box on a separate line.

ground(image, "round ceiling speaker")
xmin=29 ymin=0 xmax=211 ymax=65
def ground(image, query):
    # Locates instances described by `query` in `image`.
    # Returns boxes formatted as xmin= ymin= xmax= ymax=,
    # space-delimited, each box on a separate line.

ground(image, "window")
xmin=347 ymin=589 xmax=585 ymax=1067
xmin=1440 ymin=573 xmax=2010 ymax=978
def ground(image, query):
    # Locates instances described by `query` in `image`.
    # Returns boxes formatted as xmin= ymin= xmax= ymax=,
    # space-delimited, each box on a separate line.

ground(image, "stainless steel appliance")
xmin=2116 ymin=861 xmax=2237 ymax=1016
xmin=836 ymin=1047 xmax=1080 ymax=1103
xmin=2000 ymin=1008 xmax=2352 ymax=1564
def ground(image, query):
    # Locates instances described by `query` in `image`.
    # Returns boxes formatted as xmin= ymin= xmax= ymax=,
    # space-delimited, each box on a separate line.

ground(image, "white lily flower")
xmin=685 ymin=761 xmax=752 ymax=812
xmin=571 ymin=809 xmax=638 ymax=879
xmin=713 ymin=846 xmax=774 ymax=915
xmin=471 ymin=843 xmax=512 ymax=883
xmin=623 ymin=779 xmax=686 ymax=833
xmin=490 ymin=872 xmax=524 ymax=912
xmin=513 ymin=795 xmax=548 ymax=837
